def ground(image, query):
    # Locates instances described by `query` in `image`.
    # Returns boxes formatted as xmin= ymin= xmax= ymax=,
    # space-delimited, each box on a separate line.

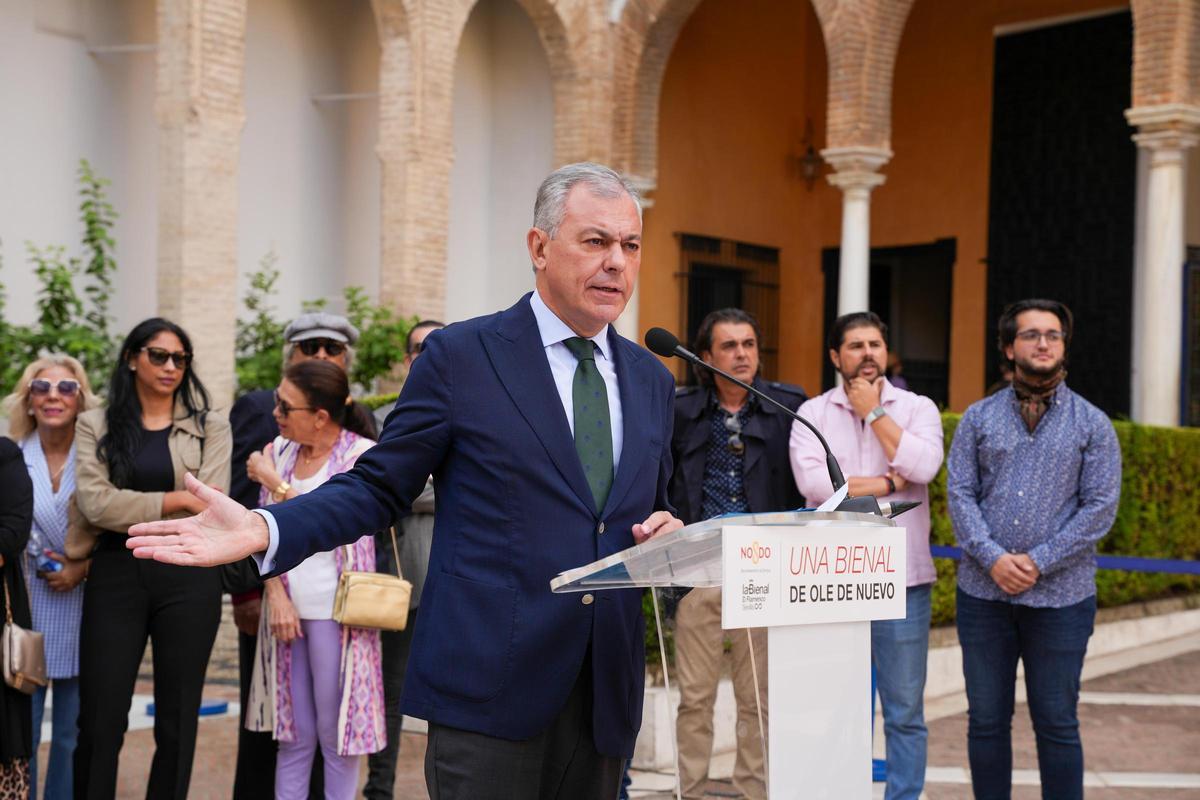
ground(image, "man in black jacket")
xmin=667 ymin=308 xmax=805 ymax=800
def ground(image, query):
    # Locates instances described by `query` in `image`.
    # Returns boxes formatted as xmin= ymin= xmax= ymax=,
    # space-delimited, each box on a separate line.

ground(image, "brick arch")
xmin=613 ymin=0 xmax=705 ymax=189
xmin=809 ymin=0 xmax=913 ymax=151
xmin=1130 ymin=0 xmax=1200 ymax=108
xmin=446 ymin=0 xmax=587 ymax=164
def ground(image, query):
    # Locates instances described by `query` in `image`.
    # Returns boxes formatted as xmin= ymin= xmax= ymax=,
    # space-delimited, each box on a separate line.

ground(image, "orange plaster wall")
xmin=647 ymin=0 xmax=1129 ymax=407
xmin=640 ymin=0 xmax=833 ymax=390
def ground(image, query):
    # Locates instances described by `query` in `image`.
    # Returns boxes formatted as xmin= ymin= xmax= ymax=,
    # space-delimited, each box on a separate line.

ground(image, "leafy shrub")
xmin=235 ymin=263 xmax=418 ymax=396
xmin=0 ymin=160 xmax=119 ymax=395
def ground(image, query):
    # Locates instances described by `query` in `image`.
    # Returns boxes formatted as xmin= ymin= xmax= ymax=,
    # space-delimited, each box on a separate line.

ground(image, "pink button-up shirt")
xmin=789 ymin=379 xmax=944 ymax=587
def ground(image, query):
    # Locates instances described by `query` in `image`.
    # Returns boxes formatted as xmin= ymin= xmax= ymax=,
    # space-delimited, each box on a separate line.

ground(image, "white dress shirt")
xmin=255 ymin=291 xmax=624 ymax=574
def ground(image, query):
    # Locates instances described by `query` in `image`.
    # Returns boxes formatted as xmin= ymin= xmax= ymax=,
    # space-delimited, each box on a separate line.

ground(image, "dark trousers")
xmin=74 ymin=545 xmax=221 ymax=800
xmin=232 ymin=627 xmax=325 ymax=800
xmin=956 ymin=588 xmax=1097 ymax=800
xmin=232 ymin=629 xmax=275 ymax=799
xmin=424 ymin=661 xmax=623 ymax=800
xmin=363 ymin=606 xmax=419 ymax=799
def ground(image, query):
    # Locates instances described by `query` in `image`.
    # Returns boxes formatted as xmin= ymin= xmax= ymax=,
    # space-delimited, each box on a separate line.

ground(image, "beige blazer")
xmin=74 ymin=403 xmax=232 ymax=533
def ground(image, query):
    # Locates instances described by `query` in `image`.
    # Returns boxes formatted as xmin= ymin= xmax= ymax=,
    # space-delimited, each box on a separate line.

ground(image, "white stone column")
xmin=1126 ymin=105 xmax=1200 ymax=426
xmin=822 ymin=147 xmax=891 ymax=315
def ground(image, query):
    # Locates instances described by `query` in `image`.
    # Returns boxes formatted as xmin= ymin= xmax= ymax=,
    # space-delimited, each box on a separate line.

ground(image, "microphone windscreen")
xmin=644 ymin=327 xmax=681 ymax=357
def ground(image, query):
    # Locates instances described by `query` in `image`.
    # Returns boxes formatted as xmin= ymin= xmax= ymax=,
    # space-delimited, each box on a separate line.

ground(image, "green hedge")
xmin=360 ymin=392 xmax=1200 ymax=646
xmin=928 ymin=414 xmax=1200 ymax=625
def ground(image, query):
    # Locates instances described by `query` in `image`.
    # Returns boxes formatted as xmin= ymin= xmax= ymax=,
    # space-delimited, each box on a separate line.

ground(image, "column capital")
xmin=821 ymin=146 xmax=891 ymax=193
xmin=1126 ymin=103 xmax=1200 ymax=151
xmin=625 ymin=173 xmax=657 ymax=209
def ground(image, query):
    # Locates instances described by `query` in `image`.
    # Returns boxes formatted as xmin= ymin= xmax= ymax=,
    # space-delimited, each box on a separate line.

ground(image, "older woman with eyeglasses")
xmin=1 ymin=355 xmax=99 ymax=800
xmin=73 ymin=318 xmax=231 ymax=799
xmin=244 ymin=360 xmax=384 ymax=800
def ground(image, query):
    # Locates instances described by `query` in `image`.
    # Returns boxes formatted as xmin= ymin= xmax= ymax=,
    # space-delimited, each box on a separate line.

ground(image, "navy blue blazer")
xmin=266 ymin=294 xmax=676 ymax=757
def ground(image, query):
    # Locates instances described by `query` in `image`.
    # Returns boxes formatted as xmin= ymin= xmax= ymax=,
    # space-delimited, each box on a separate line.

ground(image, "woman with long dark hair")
xmin=244 ymin=360 xmax=384 ymax=799
xmin=73 ymin=318 xmax=231 ymax=799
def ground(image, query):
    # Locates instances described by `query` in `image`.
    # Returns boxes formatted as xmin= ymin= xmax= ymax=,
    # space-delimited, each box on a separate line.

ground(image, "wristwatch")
xmin=272 ymin=480 xmax=292 ymax=501
xmin=865 ymin=405 xmax=887 ymax=425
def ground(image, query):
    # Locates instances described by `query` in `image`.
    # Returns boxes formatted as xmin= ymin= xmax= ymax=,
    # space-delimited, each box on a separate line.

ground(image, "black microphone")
xmin=644 ymin=327 xmax=847 ymax=493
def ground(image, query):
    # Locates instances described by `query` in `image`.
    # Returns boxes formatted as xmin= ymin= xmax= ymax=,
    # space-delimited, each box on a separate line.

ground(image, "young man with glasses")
xmin=789 ymin=311 xmax=944 ymax=800
xmin=667 ymin=308 xmax=805 ymax=800
xmin=947 ymin=299 xmax=1120 ymax=800
xmin=226 ymin=311 xmax=368 ymax=800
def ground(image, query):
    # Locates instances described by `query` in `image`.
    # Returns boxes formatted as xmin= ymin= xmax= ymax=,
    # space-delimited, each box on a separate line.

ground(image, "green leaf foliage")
xmin=0 ymin=159 xmax=119 ymax=396
xmin=234 ymin=259 xmax=418 ymax=396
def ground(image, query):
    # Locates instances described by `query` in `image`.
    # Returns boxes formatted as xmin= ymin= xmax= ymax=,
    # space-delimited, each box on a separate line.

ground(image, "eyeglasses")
xmin=725 ymin=413 xmax=744 ymax=455
xmin=297 ymin=339 xmax=346 ymax=357
xmin=273 ymin=390 xmax=314 ymax=417
xmin=1015 ymin=330 xmax=1064 ymax=344
xmin=140 ymin=347 xmax=192 ymax=368
xmin=29 ymin=379 xmax=80 ymax=397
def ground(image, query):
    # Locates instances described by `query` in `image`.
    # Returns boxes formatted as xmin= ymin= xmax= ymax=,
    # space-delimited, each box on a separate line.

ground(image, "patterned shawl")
xmin=245 ymin=428 xmax=386 ymax=756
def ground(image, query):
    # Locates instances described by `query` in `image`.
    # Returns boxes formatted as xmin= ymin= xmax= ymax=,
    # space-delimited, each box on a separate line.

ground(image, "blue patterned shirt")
xmin=947 ymin=384 xmax=1121 ymax=608
xmin=700 ymin=396 xmax=752 ymax=520
xmin=21 ymin=435 xmax=84 ymax=678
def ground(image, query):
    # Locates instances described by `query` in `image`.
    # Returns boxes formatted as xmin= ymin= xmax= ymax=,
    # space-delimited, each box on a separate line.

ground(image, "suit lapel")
xmin=481 ymin=296 xmax=596 ymax=514
xmin=601 ymin=332 xmax=652 ymax=518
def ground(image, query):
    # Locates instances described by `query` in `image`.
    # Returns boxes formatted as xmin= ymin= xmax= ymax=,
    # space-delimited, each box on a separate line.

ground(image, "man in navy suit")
xmin=128 ymin=162 xmax=683 ymax=799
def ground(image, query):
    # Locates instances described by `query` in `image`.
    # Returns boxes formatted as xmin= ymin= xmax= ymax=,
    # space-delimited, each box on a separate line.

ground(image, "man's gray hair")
xmin=532 ymin=162 xmax=642 ymax=238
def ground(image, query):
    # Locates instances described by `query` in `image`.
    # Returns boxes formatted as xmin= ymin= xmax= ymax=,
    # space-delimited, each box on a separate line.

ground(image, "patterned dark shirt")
xmin=947 ymin=384 xmax=1121 ymax=608
xmin=700 ymin=396 xmax=754 ymax=520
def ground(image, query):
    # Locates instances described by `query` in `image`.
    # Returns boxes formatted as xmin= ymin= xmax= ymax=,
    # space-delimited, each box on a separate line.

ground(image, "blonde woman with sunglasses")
xmin=2 ymin=354 xmax=100 ymax=799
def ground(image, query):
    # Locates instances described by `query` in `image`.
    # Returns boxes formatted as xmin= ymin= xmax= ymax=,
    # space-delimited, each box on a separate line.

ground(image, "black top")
xmin=132 ymin=426 xmax=174 ymax=493
xmin=99 ymin=426 xmax=174 ymax=549
xmin=669 ymin=379 xmax=807 ymax=526
xmin=0 ymin=436 xmax=33 ymax=760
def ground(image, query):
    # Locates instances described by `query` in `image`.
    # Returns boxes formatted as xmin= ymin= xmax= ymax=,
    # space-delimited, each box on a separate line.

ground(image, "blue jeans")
xmin=956 ymin=588 xmax=1096 ymax=800
xmin=32 ymin=677 xmax=81 ymax=800
xmin=871 ymin=583 xmax=931 ymax=800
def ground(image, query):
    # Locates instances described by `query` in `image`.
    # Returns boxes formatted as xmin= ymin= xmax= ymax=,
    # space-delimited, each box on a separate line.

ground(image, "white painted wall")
xmin=0 ymin=0 xmax=157 ymax=331
xmin=445 ymin=0 xmax=554 ymax=324
xmin=238 ymin=0 xmax=380 ymax=321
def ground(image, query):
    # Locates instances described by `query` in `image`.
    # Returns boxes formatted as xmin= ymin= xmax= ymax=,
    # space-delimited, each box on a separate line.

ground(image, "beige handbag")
xmin=332 ymin=527 xmax=412 ymax=631
xmin=2 ymin=569 xmax=47 ymax=695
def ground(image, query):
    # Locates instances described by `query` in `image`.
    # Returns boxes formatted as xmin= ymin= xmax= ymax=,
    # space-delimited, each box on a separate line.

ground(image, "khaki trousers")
xmin=673 ymin=587 xmax=768 ymax=800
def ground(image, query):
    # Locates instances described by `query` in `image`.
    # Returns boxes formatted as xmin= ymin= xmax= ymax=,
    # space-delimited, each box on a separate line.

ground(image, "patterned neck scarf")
xmin=1011 ymin=368 xmax=1065 ymax=432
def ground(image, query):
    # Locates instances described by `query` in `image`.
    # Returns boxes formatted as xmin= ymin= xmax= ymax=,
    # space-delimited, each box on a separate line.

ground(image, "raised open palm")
xmin=126 ymin=472 xmax=270 ymax=567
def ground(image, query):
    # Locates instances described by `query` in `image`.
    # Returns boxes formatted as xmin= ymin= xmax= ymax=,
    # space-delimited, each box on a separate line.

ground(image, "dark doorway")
xmin=986 ymin=11 xmax=1135 ymax=416
xmin=678 ymin=234 xmax=781 ymax=384
xmin=821 ymin=239 xmax=956 ymax=406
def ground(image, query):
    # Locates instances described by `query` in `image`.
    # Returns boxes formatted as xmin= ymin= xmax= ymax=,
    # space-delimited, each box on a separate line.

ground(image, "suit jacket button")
xmin=582 ymin=594 xmax=594 ymax=605
xmin=598 ymin=521 xmax=606 ymax=534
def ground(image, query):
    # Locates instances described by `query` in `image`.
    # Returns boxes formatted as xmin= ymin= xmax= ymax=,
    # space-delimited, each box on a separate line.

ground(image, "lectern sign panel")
xmin=721 ymin=524 xmax=906 ymax=629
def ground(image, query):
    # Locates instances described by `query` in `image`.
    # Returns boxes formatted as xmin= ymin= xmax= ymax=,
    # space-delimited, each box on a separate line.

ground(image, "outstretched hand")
xmin=126 ymin=473 xmax=271 ymax=567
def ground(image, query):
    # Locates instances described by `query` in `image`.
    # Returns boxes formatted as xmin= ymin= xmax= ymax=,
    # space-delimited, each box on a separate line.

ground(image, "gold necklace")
xmin=301 ymin=444 xmax=331 ymax=465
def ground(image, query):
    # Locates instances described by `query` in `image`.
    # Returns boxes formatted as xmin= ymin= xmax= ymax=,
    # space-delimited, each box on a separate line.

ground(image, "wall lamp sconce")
xmin=791 ymin=119 xmax=824 ymax=190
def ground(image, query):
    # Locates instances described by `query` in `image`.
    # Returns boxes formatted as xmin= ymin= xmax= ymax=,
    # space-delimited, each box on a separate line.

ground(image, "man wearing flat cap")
xmin=227 ymin=311 xmax=374 ymax=799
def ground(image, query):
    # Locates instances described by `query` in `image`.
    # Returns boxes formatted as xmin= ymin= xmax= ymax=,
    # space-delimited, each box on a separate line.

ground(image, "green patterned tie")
xmin=564 ymin=337 xmax=614 ymax=511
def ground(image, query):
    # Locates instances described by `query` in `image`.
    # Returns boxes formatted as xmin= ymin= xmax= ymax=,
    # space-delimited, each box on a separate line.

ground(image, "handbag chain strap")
xmin=2 ymin=571 xmax=12 ymax=625
xmin=342 ymin=526 xmax=404 ymax=580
